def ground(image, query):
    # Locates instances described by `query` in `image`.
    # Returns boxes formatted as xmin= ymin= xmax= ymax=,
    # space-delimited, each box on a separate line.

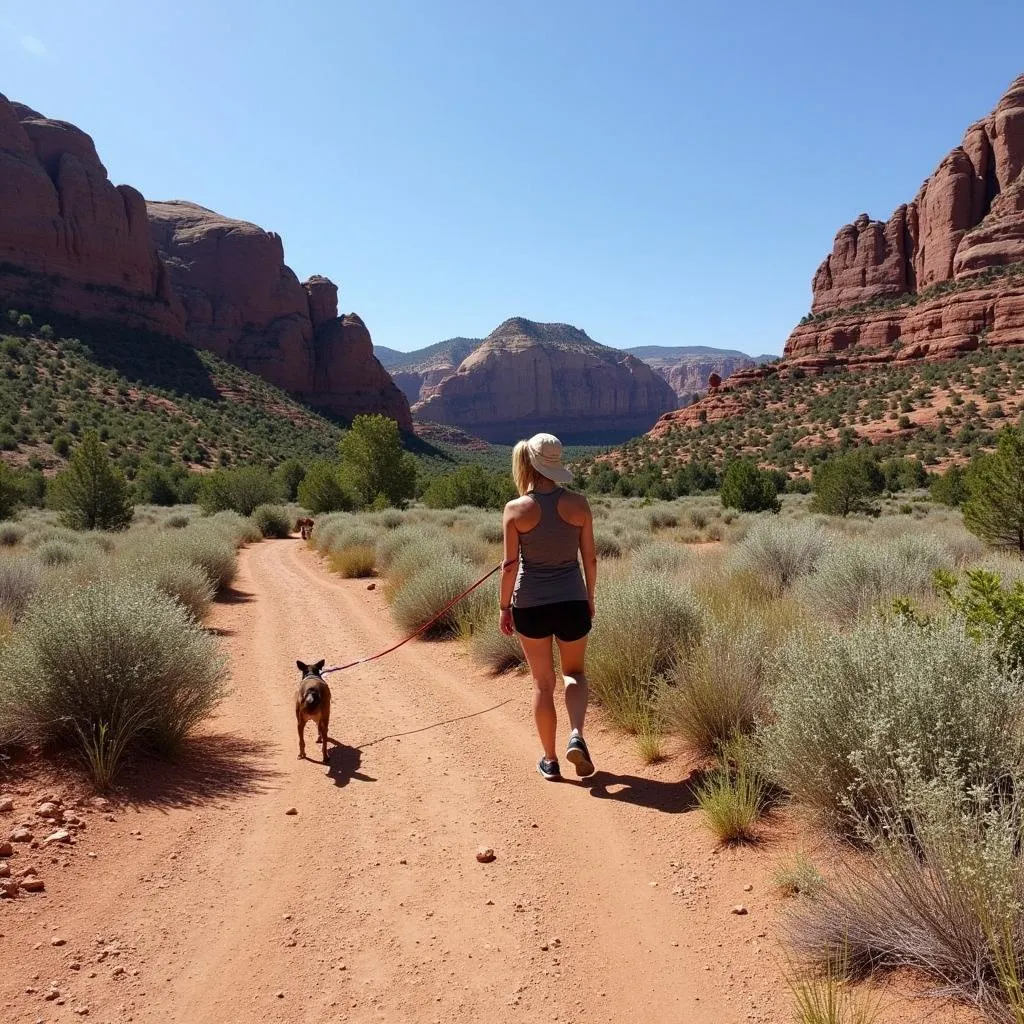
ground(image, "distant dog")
xmin=297 ymin=517 xmax=314 ymax=541
xmin=295 ymin=659 xmax=331 ymax=762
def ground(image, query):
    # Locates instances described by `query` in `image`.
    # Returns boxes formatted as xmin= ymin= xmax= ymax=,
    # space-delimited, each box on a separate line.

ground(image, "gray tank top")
xmin=512 ymin=488 xmax=588 ymax=609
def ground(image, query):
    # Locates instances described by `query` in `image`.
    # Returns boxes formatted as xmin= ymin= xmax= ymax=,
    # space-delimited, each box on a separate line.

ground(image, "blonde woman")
xmin=500 ymin=433 xmax=598 ymax=780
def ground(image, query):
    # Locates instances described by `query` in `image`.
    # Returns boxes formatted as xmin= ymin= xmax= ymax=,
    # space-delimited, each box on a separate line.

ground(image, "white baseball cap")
xmin=526 ymin=433 xmax=573 ymax=484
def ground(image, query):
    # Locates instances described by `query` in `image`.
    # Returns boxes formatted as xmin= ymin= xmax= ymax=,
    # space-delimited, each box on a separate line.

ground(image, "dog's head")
xmin=296 ymin=658 xmax=326 ymax=679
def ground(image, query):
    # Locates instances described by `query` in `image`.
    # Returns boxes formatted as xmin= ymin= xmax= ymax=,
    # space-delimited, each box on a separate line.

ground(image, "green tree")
xmin=49 ymin=431 xmax=134 ymax=530
xmin=930 ymin=464 xmax=968 ymax=507
xmin=197 ymin=466 xmax=280 ymax=516
xmin=297 ymin=460 xmax=355 ymax=514
xmin=338 ymin=415 xmax=417 ymax=508
xmin=422 ymin=465 xmax=517 ymax=509
xmin=719 ymin=460 xmax=780 ymax=513
xmin=881 ymin=456 xmax=928 ymax=492
xmin=134 ymin=464 xmax=180 ymax=506
xmin=0 ymin=460 xmax=20 ymax=519
xmin=810 ymin=451 xmax=884 ymax=517
xmin=273 ymin=458 xmax=307 ymax=502
xmin=963 ymin=428 xmax=1024 ymax=552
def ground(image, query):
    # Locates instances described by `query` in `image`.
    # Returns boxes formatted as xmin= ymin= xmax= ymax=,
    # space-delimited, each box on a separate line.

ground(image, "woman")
xmin=500 ymin=433 xmax=598 ymax=781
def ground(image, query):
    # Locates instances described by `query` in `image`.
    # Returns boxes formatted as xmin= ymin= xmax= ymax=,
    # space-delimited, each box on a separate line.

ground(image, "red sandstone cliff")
xmin=412 ymin=318 xmax=678 ymax=442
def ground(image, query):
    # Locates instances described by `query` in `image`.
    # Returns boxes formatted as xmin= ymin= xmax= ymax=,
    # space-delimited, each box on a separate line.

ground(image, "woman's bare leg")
xmin=556 ymin=635 xmax=589 ymax=735
xmin=518 ymin=633 xmax=558 ymax=760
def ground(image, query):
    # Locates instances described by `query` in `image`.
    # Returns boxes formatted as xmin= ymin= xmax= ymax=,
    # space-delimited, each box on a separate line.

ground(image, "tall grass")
xmin=696 ymin=736 xmax=768 ymax=843
xmin=727 ymin=517 xmax=832 ymax=594
xmin=0 ymin=577 xmax=225 ymax=783
xmin=0 ymin=555 xmax=41 ymax=622
xmin=389 ymin=551 xmax=477 ymax=639
xmin=0 ymin=522 xmax=26 ymax=547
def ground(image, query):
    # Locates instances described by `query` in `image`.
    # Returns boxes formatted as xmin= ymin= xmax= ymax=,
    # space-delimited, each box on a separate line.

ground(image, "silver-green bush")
xmin=727 ymin=517 xmax=832 ymax=593
xmin=250 ymin=504 xmax=291 ymax=539
xmin=0 ymin=555 xmax=41 ymax=622
xmin=0 ymin=522 xmax=26 ymax=547
xmin=389 ymin=551 xmax=476 ymax=639
xmin=36 ymin=538 xmax=81 ymax=567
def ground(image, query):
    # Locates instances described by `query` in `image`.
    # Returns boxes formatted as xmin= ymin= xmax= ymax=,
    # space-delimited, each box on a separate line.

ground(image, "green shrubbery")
xmin=810 ymin=452 xmax=884 ymax=517
xmin=421 ymin=464 xmax=516 ymax=509
xmin=720 ymin=459 xmax=780 ymax=513
xmin=250 ymin=504 xmax=291 ymax=539
xmin=198 ymin=466 xmax=280 ymax=516
xmin=49 ymin=431 xmax=133 ymax=531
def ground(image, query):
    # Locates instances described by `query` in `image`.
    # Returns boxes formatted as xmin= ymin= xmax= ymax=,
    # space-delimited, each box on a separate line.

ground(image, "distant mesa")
xmin=0 ymin=93 xmax=410 ymax=431
xmin=411 ymin=317 xmax=678 ymax=444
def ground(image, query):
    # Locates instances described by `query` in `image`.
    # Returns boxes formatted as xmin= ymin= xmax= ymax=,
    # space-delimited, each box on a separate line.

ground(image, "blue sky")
xmin=3 ymin=1 xmax=1023 ymax=356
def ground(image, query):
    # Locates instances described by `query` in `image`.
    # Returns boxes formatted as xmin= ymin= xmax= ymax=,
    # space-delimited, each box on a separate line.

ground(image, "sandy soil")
xmin=0 ymin=539 xmax=983 ymax=1023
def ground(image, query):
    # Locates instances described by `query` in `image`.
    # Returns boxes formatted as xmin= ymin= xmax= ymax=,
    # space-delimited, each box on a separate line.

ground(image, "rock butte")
xmin=653 ymin=73 xmax=1024 ymax=439
xmin=0 ymin=94 xmax=410 ymax=430
xmin=412 ymin=317 xmax=678 ymax=443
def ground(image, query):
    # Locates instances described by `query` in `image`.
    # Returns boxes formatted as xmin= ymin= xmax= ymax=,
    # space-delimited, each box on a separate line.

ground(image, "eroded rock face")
xmin=808 ymin=74 xmax=1024 ymax=319
xmin=0 ymin=94 xmax=182 ymax=335
xmin=148 ymin=201 xmax=410 ymax=427
xmin=412 ymin=318 xmax=677 ymax=442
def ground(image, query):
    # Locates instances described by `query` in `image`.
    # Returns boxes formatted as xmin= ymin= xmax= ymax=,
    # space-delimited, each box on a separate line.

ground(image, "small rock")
xmin=549 ymin=937 xmax=561 ymax=948
xmin=44 ymin=988 xmax=60 ymax=1000
xmin=485 ymin=899 xmax=495 ymax=906
xmin=74 ymin=1006 xmax=89 ymax=1016
xmin=17 ymin=864 xmax=39 ymax=877
xmin=0 ymin=796 xmax=13 ymax=812
xmin=366 ymin=582 xmax=376 ymax=591
xmin=69 ymin=961 xmax=81 ymax=970
xmin=11 ymin=828 xmax=32 ymax=843
xmin=51 ymin=937 xmax=67 ymax=947
xmin=743 ymin=883 xmax=753 ymax=892
xmin=111 ymin=966 xmax=125 ymax=977
xmin=21 ymin=877 xmax=44 ymax=892
xmin=731 ymin=905 xmax=748 ymax=915
xmin=1 ymin=878 xmax=19 ymax=897
xmin=475 ymin=846 xmax=496 ymax=863
xmin=36 ymin=803 xmax=60 ymax=820
xmin=275 ymin=991 xmax=285 ymax=999
xmin=0 ymin=840 xmax=11 ymax=856
xmin=89 ymin=797 xmax=109 ymax=810
xmin=43 ymin=830 xmax=72 ymax=846
xmin=285 ymin=807 xmax=298 ymax=816
xmin=0 ymin=860 xmax=8 ymax=877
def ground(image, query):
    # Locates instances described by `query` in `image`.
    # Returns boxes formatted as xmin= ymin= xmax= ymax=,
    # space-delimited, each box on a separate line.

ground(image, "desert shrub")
xmin=593 ymin=530 xmax=622 ymax=558
xmin=631 ymin=541 xmax=691 ymax=576
xmin=36 ymin=538 xmax=80 ymax=567
xmin=645 ymin=506 xmax=679 ymax=530
xmin=297 ymin=460 xmax=355 ymax=514
xmin=389 ymin=551 xmax=476 ymax=639
xmin=762 ymin=615 xmax=1024 ymax=830
xmin=0 ymin=578 xmax=225 ymax=783
xmin=0 ymin=522 xmax=26 ymax=547
xmin=774 ymin=853 xmax=825 ymax=899
xmin=449 ymin=531 xmax=492 ymax=567
xmin=250 ymin=504 xmax=291 ymax=539
xmin=663 ymin=614 xmax=772 ymax=755
xmin=963 ymin=427 xmax=1024 ymax=552
xmin=49 ymin=431 xmax=133 ymax=531
xmin=798 ymin=533 xmax=949 ymax=619
xmin=124 ymin=557 xmax=215 ymax=620
xmin=696 ymin=737 xmax=767 ymax=844
xmin=0 ymin=555 xmax=41 ymax=622
xmin=197 ymin=465 xmax=280 ymax=516
xmin=457 ymin=577 xmax=525 ymax=675
xmin=720 ymin=459 xmax=780 ymax=513
xmin=375 ymin=522 xmax=430 ymax=568
xmin=811 ymin=452 xmax=884 ymax=517
xmin=476 ymin=519 xmax=504 ymax=544
xmin=331 ymin=544 xmax=377 ymax=578
xmin=376 ymin=509 xmax=406 ymax=530
xmin=587 ymin=569 xmax=701 ymax=731
xmin=163 ymin=512 xmax=190 ymax=530
xmin=164 ymin=529 xmax=238 ymax=590
xmin=786 ymin=772 xmax=1024 ymax=1019
xmin=328 ymin=524 xmax=379 ymax=557
xmin=386 ymin=535 xmax=459 ymax=594
xmin=208 ymin=509 xmax=262 ymax=546
xmin=728 ymin=517 xmax=832 ymax=593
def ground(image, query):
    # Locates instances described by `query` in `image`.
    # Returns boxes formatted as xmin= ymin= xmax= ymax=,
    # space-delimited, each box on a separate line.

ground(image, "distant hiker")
xmin=500 ymin=433 xmax=598 ymax=781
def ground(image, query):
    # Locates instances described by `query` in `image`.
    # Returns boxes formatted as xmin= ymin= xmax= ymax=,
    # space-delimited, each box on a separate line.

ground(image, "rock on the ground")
xmin=21 ymin=876 xmax=44 ymax=892
xmin=0 ymin=796 xmax=13 ymax=812
xmin=42 ymin=829 xmax=72 ymax=845
xmin=731 ymin=905 xmax=748 ymax=915
xmin=10 ymin=827 xmax=32 ymax=842
xmin=475 ymin=846 xmax=496 ymax=863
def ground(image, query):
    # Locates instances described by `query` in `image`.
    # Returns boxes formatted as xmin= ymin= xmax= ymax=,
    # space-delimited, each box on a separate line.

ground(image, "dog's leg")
xmin=321 ymin=692 xmax=331 ymax=764
xmin=297 ymin=714 xmax=306 ymax=759
xmin=319 ymin=719 xmax=328 ymax=764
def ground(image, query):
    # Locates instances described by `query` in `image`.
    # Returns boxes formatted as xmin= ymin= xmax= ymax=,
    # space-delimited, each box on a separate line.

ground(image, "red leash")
xmin=320 ymin=560 xmax=511 ymax=676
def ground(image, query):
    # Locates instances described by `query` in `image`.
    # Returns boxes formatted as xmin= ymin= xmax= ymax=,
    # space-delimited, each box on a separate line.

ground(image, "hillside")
xmin=0 ymin=314 xmax=350 ymax=474
xmin=624 ymin=346 xmax=776 ymax=403
xmin=625 ymin=72 xmax=1024 ymax=471
xmin=411 ymin=317 xmax=678 ymax=443
xmin=375 ymin=336 xmax=483 ymax=404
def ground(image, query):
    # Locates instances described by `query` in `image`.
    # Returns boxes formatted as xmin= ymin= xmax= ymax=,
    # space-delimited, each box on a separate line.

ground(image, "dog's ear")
xmin=313 ymin=658 xmax=326 ymax=674
xmin=296 ymin=660 xmax=308 ymax=674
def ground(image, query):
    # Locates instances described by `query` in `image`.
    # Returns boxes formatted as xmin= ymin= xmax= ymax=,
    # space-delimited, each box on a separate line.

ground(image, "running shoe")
xmin=565 ymin=731 xmax=595 ymax=777
xmin=537 ymin=757 xmax=561 ymax=781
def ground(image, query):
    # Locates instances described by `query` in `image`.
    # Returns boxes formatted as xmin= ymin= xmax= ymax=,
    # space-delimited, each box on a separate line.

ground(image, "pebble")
xmin=1 ymin=878 xmax=20 ymax=897
xmin=74 ymin=1006 xmax=90 ymax=1016
xmin=69 ymin=962 xmax=81 ymax=971
xmin=21 ymin=877 xmax=45 ymax=892
xmin=0 ymin=860 xmax=8 ymax=877
xmin=731 ymin=905 xmax=748 ymax=915
xmin=285 ymin=807 xmax=298 ymax=816
xmin=112 ymin=966 xmax=125 ymax=977
xmin=44 ymin=988 xmax=60 ymax=1001
xmin=743 ymin=884 xmax=753 ymax=892
xmin=43 ymin=829 xmax=72 ymax=846
xmin=11 ymin=828 xmax=32 ymax=843
xmin=36 ymin=803 xmax=60 ymax=820
xmin=90 ymin=797 xmax=109 ymax=810
xmin=475 ymin=846 xmax=496 ymax=863
xmin=275 ymin=991 xmax=285 ymax=999
xmin=366 ymin=582 xmax=376 ymax=591
xmin=0 ymin=796 xmax=13 ymax=812
xmin=0 ymin=840 xmax=12 ymax=856
xmin=51 ymin=937 xmax=67 ymax=947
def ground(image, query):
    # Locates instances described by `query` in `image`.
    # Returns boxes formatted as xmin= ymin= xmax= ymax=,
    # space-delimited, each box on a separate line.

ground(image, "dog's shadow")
xmin=315 ymin=740 xmax=376 ymax=788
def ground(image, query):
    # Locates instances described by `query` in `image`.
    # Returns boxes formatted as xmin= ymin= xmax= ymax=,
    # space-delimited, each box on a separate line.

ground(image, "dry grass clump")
xmin=587 ymin=567 xmax=701 ymax=732
xmin=727 ymin=517 xmax=833 ymax=594
xmin=0 ymin=522 xmax=26 ymax=547
xmin=389 ymin=550 xmax=477 ymax=639
xmin=696 ymin=735 xmax=768 ymax=844
xmin=762 ymin=615 xmax=1023 ymax=830
xmin=331 ymin=544 xmax=377 ymax=578
xmin=775 ymin=853 xmax=826 ymax=899
xmin=631 ymin=541 xmax=691 ymax=576
xmin=0 ymin=577 xmax=225 ymax=785
xmin=123 ymin=556 xmax=216 ymax=620
xmin=593 ymin=530 xmax=622 ymax=558
xmin=787 ymin=950 xmax=882 ymax=1024
xmin=475 ymin=519 xmax=504 ymax=544
xmin=0 ymin=555 xmax=42 ymax=623
xmin=156 ymin=528 xmax=239 ymax=591
xmin=162 ymin=512 xmax=191 ymax=530
xmin=35 ymin=538 xmax=81 ymax=567
xmin=309 ymin=512 xmax=354 ymax=553
xmin=457 ymin=579 xmax=525 ymax=675
xmin=375 ymin=523 xmax=436 ymax=569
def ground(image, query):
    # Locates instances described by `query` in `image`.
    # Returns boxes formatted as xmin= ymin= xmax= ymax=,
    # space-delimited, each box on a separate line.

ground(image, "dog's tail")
xmin=303 ymin=688 xmax=321 ymax=713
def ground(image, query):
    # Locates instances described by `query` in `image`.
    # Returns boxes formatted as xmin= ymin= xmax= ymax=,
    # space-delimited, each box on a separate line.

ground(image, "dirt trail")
xmin=1 ymin=539 xmax=968 ymax=1024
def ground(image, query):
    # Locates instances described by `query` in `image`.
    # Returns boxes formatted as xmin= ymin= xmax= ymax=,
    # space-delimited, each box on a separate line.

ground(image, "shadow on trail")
xmin=582 ymin=767 xmax=711 ymax=814
xmin=118 ymin=734 xmax=282 ymax=811
xmin=216 ymin=586 xmax=255 ymax=606
xmin=325 ymin=741 xmax=376 ymax=788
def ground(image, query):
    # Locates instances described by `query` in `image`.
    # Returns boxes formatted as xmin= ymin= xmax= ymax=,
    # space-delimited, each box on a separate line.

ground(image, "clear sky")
xmin=3 ymin=1 xmax=1023 ymax=356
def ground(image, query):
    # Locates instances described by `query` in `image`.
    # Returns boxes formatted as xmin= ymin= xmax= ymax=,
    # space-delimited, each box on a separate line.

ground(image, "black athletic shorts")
xmin=511 ymin=600 xmax=592 ymax=641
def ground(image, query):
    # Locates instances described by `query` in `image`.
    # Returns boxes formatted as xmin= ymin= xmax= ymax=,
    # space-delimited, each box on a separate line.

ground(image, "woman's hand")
xmin=500 ymin=608 xmax=515 ymax=636
xmin=588 ymin=597 xmax=596 ymax=619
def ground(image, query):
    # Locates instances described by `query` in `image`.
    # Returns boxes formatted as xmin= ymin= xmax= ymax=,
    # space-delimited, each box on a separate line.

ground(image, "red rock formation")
xmin=0 ymin=94 xmax=183 ymax=335
xmin=412 ymin=318 xmax=677 ymax=442
xmin=148 ymin=201 xmax=411 ymax=428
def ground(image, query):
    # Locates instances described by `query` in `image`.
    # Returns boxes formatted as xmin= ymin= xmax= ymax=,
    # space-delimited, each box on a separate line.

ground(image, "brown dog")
xmin=297 ymin=517 xmax=314 ymax=541
xmin=295 ymin=659 xmax=331 ymax=762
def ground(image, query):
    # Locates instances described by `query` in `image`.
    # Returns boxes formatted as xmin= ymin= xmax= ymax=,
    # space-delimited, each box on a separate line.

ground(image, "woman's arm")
xmin=579 ymin=499 xmax=597 ymax=617
xmin=499 ymin=502 xmax=520 ymax=635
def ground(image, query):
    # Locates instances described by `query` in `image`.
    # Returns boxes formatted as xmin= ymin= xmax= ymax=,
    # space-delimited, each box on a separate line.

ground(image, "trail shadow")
xmin=208 ymin=627 xmax=237 ymax=637
xmin=216 ymin=586 xmax=255 ymax=605
xmin=583 ymin=766 xmax=711 ymax=814
xmin=116 ymin=733 xmax=281 ymax=811
xmin=324 ymin=740 xmax=376 ymax=788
